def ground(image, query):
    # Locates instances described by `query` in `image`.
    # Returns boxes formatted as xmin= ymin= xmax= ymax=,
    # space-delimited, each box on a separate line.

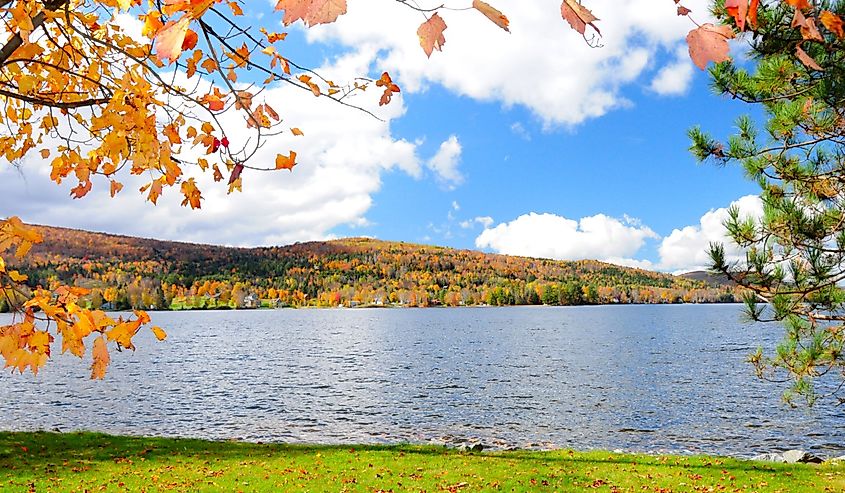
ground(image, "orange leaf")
xmin=182 ymin=29 xmax=199 ymax=50
xmin=560 ymin=0 xmax=600 ymax=36
xmin=418 ymin=13 xmax=447 ymax=58
xmin=90 ymin=335 xmax=110 ymax=380
xmin=110 ymin=180 xmax=123 ymax=198
xmin=70 ymin=181 xmax=92 ymax=199
xmin=291 ymin=127 xmax=304 ymax=136
xmin=472 ymin=0 xmax=509 ymax=32
xmin=154 ymin=16 xmax=192 ymax=63
xmin=686 ymin=23 xmax=735 ymax=70
xmin=275 ymin=151 xmax=297 ymax=170
xmin=748 ymin=0 xmax=759 ymax=29
xmin=39 ymin=149 xmax=49 ymax=158
xmin=784 ymin=0 xmax=811 ymax=11
xmin=820 ymin=10 xmax=845 ymax=38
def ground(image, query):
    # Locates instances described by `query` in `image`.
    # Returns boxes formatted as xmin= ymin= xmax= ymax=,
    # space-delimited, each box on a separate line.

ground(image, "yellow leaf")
xmin=8 ymin=271 xmax=27 ymax=282
xmin=151 ymin=326 xmax=168 ymax=341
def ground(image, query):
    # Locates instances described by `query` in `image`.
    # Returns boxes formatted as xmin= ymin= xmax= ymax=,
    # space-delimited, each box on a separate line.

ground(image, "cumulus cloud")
xmin=657 ymin=195 xmax=763 ymax=273
xmin=649 ymin=45 xmax=694 ymax=96
xmin=426 ymin=135 xmax=463 ymax=189
xmin=475 ymin=212 xmax=659 ymax=261
xmin=307 ymin=0 xmax=711 ymax=126
xmin=460 ymin=216 xmax=494 ymax=230
xmin=0 ymin=52 xmax=452 ymax=247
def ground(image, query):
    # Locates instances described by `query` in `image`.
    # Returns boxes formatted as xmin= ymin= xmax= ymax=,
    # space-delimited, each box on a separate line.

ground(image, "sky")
xmin=0 ymin=0 xmax=767 ymax=273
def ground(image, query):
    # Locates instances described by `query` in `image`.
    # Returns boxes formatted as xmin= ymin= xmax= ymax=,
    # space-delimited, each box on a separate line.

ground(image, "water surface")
xmin=1 ymin=305 xmax=842 ymax=456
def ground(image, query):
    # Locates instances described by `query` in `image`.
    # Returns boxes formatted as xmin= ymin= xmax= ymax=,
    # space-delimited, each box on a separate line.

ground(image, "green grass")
xmin=1 ymin=432 xmax=842 ymax=492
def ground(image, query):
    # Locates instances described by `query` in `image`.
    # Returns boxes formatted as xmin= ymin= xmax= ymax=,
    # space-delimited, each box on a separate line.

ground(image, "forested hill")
xmin=5 ymin=225 xmax=740 ymax=311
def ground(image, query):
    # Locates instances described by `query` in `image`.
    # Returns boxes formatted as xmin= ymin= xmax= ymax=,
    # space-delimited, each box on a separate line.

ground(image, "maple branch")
xmin=0 ymin=87 xmax=109 ymax=109
xmin=0 ymin=0 xmax=67 ymax=67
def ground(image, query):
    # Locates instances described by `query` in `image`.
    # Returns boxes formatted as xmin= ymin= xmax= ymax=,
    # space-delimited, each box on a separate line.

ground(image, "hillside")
xmin=4 ymin=225 xmax=740 ymax=311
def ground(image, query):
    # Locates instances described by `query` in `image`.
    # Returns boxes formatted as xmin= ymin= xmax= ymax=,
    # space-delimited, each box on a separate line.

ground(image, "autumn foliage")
xmin=4 ymin=0 xmax=837 ymax=380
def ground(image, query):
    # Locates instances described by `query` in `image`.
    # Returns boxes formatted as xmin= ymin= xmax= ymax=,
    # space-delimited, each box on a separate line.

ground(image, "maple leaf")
xmin=472 ymin=0 xmax=510 ymax=33
xmin=154 ymin=16 xmax=192 ymax=63
xmin=725 ymin=0 xmax=747 ymax=31
xmin=90 ymin=335 xmax=110 ymax=380
xmin=275 ymin=0 xmax=311 ymax=25
xmin=687 ymin=23 xmax=735 ymax=70
xmin=306 ymin=0 xmax=348 ymax=26
xmin=110 ymin=180 xmax=124 ymax=197
xmin=291 ymin=127 xmax=304 ymax=136
xmin=180 ymin=178 xmax=203 ymax=209
xmin=70 ymin=181 xmax=93 ymax=199
xmin=418 ymin=14 xmax=447 ymax=58
xmin=820 ymin=11 xmax=845 ymax=38
xmin=677 ymin=6 xmax=692 ymax=16
xmin=275 ymin=151 xmax=297 ymax=170
xmin=560 ymin=0 xmax=600 ymax=36
xmin=275 ymin=0 xmax=347 ymax=27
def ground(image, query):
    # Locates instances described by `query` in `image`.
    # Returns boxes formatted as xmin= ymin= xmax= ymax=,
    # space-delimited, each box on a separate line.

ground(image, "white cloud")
xmin=657 ymin=195 xmax=763 ymax=272
xmin=475 ymin=212 xmax=659 ymax=261
xmin=306 ymin=0 xmax=712 ymax=126
xmin=426 ymin=135 xmax=463 ymax=189
xmin=649 ymin=45 xmax=694 ymax=96
xmin=460 ymin=216 xmax=494 ymax=229
xmin=0 ymin=52 xmax=450 ymax=247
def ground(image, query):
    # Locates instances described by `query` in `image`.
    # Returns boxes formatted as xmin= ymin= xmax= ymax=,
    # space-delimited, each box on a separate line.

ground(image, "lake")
xmin=1 ymin=304 xmax=843 ymax=457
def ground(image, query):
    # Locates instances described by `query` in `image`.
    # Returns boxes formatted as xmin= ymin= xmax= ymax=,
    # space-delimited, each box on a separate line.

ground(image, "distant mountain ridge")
xmin=4 ymin=224 xmax=741 ymax=311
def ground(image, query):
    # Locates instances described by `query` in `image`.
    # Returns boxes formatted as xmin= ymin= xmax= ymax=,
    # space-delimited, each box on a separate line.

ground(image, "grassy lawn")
xmin=0 ymin=432 xmax=842 ymax=492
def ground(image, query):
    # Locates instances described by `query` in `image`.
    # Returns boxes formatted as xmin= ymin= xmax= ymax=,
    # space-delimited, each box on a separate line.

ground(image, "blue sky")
xmin=0 ymin=0 xmax=766 ymax=273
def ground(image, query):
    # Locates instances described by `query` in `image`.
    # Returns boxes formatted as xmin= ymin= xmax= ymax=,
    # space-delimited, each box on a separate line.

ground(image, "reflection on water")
xmin=1 ymin=305 xmax=843 ymax=456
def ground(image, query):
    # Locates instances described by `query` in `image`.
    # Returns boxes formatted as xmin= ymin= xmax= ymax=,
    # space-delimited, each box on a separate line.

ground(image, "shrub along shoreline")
xmin=1 ymin=432 xmax=842 ymax=492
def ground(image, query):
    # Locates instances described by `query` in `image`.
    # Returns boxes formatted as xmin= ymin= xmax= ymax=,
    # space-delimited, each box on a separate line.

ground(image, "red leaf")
xmin=228 ymin=163 xmax=243 ymax=185
xmin=221 ymin=136 xmax=230 ymax=148
xmin=686 ymin=23 xmax=735 ymax=70
xmin=725 ymin=0 xmax=747 ymax=31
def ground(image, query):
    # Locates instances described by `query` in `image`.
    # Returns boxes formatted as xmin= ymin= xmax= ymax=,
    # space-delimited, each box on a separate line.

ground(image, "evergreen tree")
xmin=691 ymin=1 xmax=845 ymax=405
